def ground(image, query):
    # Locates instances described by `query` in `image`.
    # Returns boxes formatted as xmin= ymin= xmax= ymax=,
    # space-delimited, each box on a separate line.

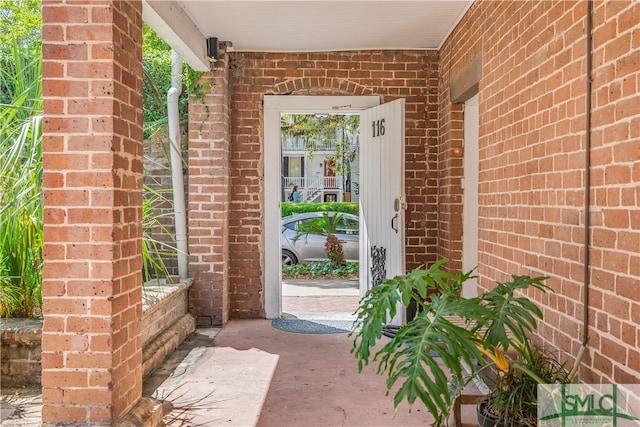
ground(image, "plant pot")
xmin=477 ymin=398 xmax=507 ymax=427
xmin=477 ymin=397 xmax=530 ymax=427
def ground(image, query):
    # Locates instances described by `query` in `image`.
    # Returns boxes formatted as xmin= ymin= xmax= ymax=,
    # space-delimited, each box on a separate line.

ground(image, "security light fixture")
xmin=207 ymin=37 xmax=219 ymax=61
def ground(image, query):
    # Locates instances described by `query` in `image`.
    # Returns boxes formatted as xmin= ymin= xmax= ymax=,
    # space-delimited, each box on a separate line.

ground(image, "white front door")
xmin=359 ymin=99 xmax=406 ymax=324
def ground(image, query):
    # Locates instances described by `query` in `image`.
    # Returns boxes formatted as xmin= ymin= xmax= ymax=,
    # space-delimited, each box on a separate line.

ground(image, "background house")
xmin=281 ymin=115 xmax=360 ymax=203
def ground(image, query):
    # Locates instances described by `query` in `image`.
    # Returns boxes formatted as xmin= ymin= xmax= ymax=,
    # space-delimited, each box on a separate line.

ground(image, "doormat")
xmin=271 ymin=318 xmax=356 ymax=334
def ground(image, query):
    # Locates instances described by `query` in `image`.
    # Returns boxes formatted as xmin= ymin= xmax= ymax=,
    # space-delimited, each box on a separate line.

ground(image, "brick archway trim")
xmin=268 ymin=78 xmax=376 ymax=97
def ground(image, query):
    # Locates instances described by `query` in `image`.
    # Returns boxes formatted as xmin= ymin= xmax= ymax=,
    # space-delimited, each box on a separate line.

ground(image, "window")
xmin=284 ymin=156 xmax=304 ymax=178
xmin=337 ymin=217 xmax=359 ymax=235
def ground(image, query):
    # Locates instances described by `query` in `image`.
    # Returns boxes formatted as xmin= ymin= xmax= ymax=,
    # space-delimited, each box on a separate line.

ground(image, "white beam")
xmin=142 ymin=0 xmax=211 ymax=72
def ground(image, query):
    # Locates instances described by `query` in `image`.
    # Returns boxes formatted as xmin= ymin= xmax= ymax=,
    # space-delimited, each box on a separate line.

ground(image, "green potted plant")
xmin=476 ymin=340 xmax=570 ymax=427
xmin=351 ymin=259 xmax=574 ymax=426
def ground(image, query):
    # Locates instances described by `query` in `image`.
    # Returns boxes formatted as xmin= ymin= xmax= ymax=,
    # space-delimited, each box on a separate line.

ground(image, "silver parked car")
xmin=281 ymin=212 xmax=359 ymax=265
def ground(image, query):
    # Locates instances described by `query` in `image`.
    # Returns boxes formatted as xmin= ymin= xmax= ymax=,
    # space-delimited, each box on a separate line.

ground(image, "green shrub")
xmin=281 ymin=202 xmax=359 ymax=217
xmin=350 ymin=260 xmax=569 ymax=426
xmin=282 ymin=261 xmax=358 ymax=279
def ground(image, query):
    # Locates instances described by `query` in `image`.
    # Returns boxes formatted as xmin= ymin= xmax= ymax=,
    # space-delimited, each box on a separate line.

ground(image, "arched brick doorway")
xmin=186 ymin=51 xmax=441 ymax=326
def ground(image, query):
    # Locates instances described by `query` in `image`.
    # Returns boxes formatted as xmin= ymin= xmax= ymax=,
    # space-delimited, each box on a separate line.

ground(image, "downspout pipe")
xmin=570 ymin=0 xmax=593 ymax=379
xmin=168 ymin=50 xmax=189 ymax=280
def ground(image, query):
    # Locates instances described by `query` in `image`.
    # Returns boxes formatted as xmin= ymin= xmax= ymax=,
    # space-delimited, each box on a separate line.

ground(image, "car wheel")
xmin=282 ymin=250 xmax=298 ymax=266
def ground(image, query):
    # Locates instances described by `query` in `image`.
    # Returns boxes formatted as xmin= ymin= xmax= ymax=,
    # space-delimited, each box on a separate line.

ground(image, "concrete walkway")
xmin=282 ymin=278 xmax=360 ymax=320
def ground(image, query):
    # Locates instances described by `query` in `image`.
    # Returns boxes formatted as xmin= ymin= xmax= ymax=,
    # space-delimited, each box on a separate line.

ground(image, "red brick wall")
xmin=42 ymin=1 xmax=144 ymax=423
xmin=222 ymin=51 xmax=440 ymax=318
xmin=188 ymin=55 xmax=231 ymax=326
xmin=435 ymin=1 xmax=483 ymax=272
xmin=439 ymin=0 xmax=639 ymax=383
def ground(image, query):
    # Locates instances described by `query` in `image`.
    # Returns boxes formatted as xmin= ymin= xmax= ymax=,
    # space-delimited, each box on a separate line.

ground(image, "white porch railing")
xmin=283 ymin=176 xmax=344 ymax=202
xmin=323 ymin=176 xmax=337 ymax=188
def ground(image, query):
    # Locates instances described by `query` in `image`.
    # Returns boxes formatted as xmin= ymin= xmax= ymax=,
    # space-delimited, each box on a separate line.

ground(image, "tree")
xmin=142 ymin=23 xmax=173 ymax=139
xmin=0 ymin=0 xmax=41 ymax=105
xmin=0 ymin=0 xmax=40 ymax=48
xmin=142 ymin=23 xmax=206 ymax=140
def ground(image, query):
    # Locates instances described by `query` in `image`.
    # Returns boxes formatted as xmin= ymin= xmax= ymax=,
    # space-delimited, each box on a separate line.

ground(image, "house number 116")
xmin=372 ymin=118 xmax=385 ymax=137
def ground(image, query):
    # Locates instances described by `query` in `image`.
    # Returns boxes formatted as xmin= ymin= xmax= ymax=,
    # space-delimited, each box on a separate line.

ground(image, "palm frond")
xmin=141 ymin=183 xmax=178 ymax=283
xmin=0 ymin=42 xmax=43 ymax=317
xmin=293 ymin=212 xmax=347 ymax=267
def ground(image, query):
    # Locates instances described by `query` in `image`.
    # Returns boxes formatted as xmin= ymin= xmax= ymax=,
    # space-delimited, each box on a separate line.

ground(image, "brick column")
xmin=188 ymin=54 xmax=231 ymax=326
xmin=41 ymin=1 xmax=144 ymax=424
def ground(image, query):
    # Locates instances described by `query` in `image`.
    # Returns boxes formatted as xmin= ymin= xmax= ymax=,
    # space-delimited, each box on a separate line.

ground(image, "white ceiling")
xmin=144 ymin=0 xmax=473 ymax=71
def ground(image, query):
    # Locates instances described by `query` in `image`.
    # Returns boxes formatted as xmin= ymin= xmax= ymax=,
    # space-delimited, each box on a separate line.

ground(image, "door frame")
xmin=462 ymin=94 xmax=479 ymax=298
xmin=263 ymin=95 xmax=379 ymax=319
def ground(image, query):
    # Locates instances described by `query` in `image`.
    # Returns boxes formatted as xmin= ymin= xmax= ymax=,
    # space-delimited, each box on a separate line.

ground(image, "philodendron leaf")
xmin=350 ymin=280 xmax=401 ymax=370
xmin=371 ymin=295 xmax=490 ymax=425
xmin=392 ymin=259 xmax=464 ymax=309
xmin=351 ymin=259 xmax=478 ymax=375
xmin=395 ymin=269 xmax=429 ymax=307
xmin=481 ymin=275 xmax=551 ymax=350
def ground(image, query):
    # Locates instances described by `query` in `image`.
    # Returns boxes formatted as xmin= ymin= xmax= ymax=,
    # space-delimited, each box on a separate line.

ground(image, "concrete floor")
xmin=143 ymin=279 xmax=479 ymax=426
xmin=1 ymin=280 xmax=480 ymax=426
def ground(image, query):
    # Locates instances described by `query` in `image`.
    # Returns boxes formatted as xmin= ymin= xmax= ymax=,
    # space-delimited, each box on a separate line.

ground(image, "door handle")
xmin=391 ymin=197 xmax=401 ymax=234
xmin=391 ymin=213 xmax=398 ymax=234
